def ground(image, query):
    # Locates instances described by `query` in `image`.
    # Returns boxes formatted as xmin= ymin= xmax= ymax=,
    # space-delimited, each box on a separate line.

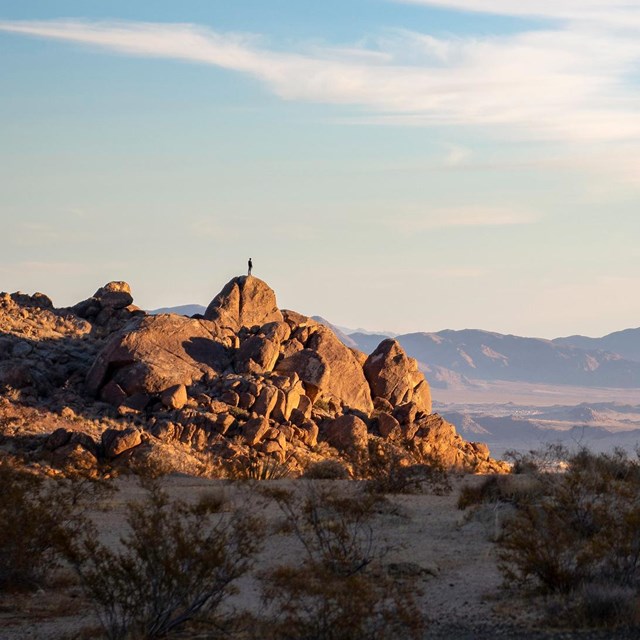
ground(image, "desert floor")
xmin=1 ymin=475 xmax=637 ymax=640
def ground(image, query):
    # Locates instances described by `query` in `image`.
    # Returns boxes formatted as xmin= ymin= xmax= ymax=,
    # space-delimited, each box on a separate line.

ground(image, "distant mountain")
xmin=148 ymin=304 xmax=206 ymax=317
xmin=344 ymin=332 xmax=390 ymax=354
xmin=553 ymin=327 xmax=640 ymax=363
xmin=311 ymin=316 xmax=359 ymax=349
xmin=343 ymin=328 xmax=640 ymax=389
xmin=145 ymin=306 xmax=640 ymax=389
xmin=334 ymin=325 xmax=397 ymax=338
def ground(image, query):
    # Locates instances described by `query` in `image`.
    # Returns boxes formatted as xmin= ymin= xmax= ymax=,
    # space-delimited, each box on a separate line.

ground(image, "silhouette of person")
xmin=248 ymin=258 xmax=253 ymax=276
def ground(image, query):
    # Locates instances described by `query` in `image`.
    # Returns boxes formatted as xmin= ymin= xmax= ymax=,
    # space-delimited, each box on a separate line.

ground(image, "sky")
xmin=1 ymin=1 xmax=639 ymax=339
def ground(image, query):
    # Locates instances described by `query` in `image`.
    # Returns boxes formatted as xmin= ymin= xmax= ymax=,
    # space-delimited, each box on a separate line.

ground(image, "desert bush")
xmin=302 ymin=459 xmax=350 ymax=480
xmin=0 ymin=458 xmax=95 ymax=591
xmin=225 ymin=450 xmax=293 ymax=480
xmin=499 ymin=447 xmax=640 ymax=598
xmin=68 ymin=480 xmax=265 ymax=640
xmin=261 ymin=484 xmax=424 ymax=639
xmin=196 ymin=487 xmax=227 ymax=512
xmin=457 ymin=474 xmax=541 ymax=510
xmin=262 ymin=563 xmax=423 ymax=640
xmin=546 ymin=582 xmax=640 ymax=629
xmin=505 ymin=443 xmax=568 ymax=475
xmin=312 ymin=397 xmax=332 ymax=413
xmin=355 ymin=439 xmax=451 ymax=495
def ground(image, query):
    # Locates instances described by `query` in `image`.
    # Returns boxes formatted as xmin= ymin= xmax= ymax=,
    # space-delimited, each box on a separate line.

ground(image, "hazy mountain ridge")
xmin=149 ymin=304 xmax=206 ymax=317
xmin=347 ymin=328 xmax=640 ymax=389
xmin=553 ymin=327 xmax=640 ymax=362
xmin=145 ymin=307 xmax=640 ymax=389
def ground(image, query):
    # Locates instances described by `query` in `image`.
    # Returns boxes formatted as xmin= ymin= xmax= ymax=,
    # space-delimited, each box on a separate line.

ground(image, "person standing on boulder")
xmin=248 ymin=258 xmax=253 ymax=276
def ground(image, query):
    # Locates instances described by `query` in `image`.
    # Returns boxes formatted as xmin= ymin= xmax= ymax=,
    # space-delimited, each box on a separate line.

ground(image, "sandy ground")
xmin=1 ymin=475 xmax=637 ymax=640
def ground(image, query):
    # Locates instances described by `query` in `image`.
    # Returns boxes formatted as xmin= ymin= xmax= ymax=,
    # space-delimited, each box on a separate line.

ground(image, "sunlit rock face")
xmin=364 ymin=339 xmax=432 ymax=414
xmin=204 ymin=275 xmax=283 ymax=333
xmin=0 ymin=276 xmax=507 ymax=476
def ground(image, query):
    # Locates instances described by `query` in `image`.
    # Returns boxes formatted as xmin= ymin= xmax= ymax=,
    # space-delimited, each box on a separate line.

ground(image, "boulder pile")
xmin=0 ymin=275 xmax=508 ymax=475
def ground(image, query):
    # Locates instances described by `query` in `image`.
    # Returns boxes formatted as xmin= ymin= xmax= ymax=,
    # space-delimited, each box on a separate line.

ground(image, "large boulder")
xmin=364 ymin=339 xmax=432 ymax=415
xmin=86 ymin=314 xmax=231 ymax=399
xmin=323 ymin=414 xmax=369 ymax=452
xmin=275 ymin=349 xmax=329 ymax=398
xmin=204 ymin=276 xmax=283 ymax=332
xmin=72 ymin=281 xmax=134 ymax=316
xmin=304 ymin=325 xmax=373 ymax=415
xmin=70 ymin=281 xmax=143 ymax=333
xmin=234 ymin=321 xmax=291 ymax=374
xmin=101 ymin=428 xmax=143 ymax=458
xmin=410 ymin=414 xmax=509 ymax=473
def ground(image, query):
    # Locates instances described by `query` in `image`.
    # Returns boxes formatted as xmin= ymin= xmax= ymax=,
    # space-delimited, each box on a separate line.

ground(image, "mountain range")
xmin=151 ymin=306 xmax=640 ymax=389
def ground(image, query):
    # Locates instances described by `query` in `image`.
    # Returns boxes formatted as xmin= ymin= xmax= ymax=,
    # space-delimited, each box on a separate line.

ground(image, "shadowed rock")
xmin=87 ymin=314 xmax=231 ymax=398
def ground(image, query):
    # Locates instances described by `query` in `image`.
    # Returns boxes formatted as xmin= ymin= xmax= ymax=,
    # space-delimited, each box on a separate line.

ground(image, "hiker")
xmin=248 ymin=258 xmax=253 ymax=276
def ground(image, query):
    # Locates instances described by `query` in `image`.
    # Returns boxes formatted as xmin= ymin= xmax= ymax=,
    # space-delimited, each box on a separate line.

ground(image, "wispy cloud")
xmin=0 ymin=16 xmax=639 ymax=142
xmin=389 ymin=206 xmax=539 ymax=232
xmin=395 ymin=1 xmax=640 ymax=25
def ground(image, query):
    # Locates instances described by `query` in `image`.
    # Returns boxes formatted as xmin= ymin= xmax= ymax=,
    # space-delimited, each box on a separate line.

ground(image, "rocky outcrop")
xmin=0 ymin=275 xmax=506 ymax=477
xmin=323 ymin=414 xmax=368 ymax=452
xmin=364 ymin=339 xmax=432 ymax=414
xmin=70 ymin=281 xmax=143 ymax=334
xmin=86 ymin=314 xmax=231 ymax=400
xmin=204 ymin=276 xmax=283 ymax=332
xmin=302 ymin=326 xmax=373 ymax=415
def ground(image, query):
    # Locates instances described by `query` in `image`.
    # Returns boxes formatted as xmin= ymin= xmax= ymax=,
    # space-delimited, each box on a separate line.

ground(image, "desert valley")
xmin=1 ymin=276 xmax=639 ymax=639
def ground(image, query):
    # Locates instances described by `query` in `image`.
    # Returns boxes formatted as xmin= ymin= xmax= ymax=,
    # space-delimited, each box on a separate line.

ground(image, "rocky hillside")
xmin=0 ymin=277 xmax=506 ymax=476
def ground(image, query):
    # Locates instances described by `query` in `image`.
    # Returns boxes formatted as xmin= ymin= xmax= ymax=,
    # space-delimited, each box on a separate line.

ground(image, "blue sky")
xmin=1 ymin=1 xmax=639 ymax=338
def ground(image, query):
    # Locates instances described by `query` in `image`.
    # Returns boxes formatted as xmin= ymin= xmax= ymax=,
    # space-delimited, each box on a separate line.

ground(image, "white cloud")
xmin=1 ymin=17 xmax=639 ymax=143
xmin=395 ymin=1 xmax=640 ymax=25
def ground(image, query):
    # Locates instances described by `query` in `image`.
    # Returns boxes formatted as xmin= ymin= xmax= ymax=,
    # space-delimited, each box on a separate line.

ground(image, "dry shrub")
xmin=546 ymin=582 xmax=640 ymax=629
xmin=457 ymin=474 xmax=541 ymax=510
xmin=498 ymin=445 xmax=640 ymax=628
xmin=302 ymin=459 xmax=350 ymax=480
xmin=225 ymin=450 xmax=294 ymax=480
xmin=196 ymin=487 xmax=227 ymax=513
xmin=0 ymin=457 xmax=97 ymax=591
xmin=261 ymin=484 xmax=425 ymax=639
xmin=68 ymin=480 xmax=265 ymax=640
xmin=355 ymin=439 xmax=451 ymax=495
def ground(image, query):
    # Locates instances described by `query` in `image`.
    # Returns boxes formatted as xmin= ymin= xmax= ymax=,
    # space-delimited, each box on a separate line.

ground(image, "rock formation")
xmin=0 ymin=276 xmax=508 ymax=476
xmin=204 ymin=275 xmax=283 ymax=332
